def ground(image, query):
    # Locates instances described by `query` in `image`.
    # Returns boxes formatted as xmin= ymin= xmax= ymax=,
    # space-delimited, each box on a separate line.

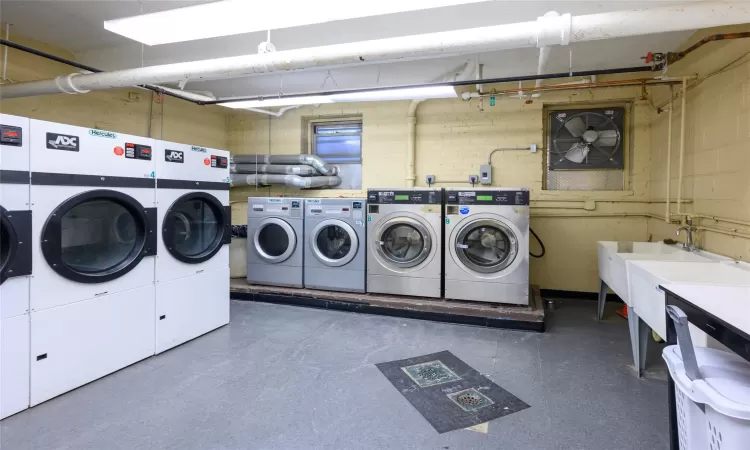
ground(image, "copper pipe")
xmin=668 ymin=32 xmax=750 ymax=64
xmin=484 ymin=78 xmax=678 ymax=96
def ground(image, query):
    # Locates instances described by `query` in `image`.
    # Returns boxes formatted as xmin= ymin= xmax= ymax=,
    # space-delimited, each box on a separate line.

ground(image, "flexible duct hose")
xmin=231 ymin=154 xmax=340 ymax=176
xmin=230 ymin=163 xmax=321 ymax=176
xmin=230 ymin=174 xmax=341 ymax=189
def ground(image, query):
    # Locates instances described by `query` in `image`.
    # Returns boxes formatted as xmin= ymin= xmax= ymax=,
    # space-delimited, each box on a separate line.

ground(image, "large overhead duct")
xmin=231 ymin=163 xmax=321 ymax=176
xmin=2 ymin=2 xmax=750 ymax=99
xmin=230 ymin=174 xmax=342 ymax=189
xmin=232 ymin=154 xmax=340 ymax=176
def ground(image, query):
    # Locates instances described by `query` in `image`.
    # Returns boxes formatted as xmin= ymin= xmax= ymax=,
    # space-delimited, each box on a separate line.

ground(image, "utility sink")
xmin=597 ymin=241 xmax=727 ymax=308
xmin=627 ymin=260 xmax=750 ymax=338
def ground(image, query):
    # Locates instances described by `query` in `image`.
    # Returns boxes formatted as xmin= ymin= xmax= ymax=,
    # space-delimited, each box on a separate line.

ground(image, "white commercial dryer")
xmin=304 ymin=198 xmax=366 ymax=293
xmin=28 ymin=120 xmax=157 ymax=406
xmin=247 ymin=197 xmax=304 ymax=288
xmin=0 ymin=114 xmax=32 ymax=419
xmin=153 ymin=141 xmax=230 ymax=354
xmin=366 ymin=188 xmax=442 ymax=298
xmin=444 ymin=188 xmax=530 ymax=305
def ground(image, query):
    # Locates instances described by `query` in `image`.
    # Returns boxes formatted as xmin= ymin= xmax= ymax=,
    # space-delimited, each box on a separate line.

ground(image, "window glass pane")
xmin=315 ymin=135 xmax=361 ymax=162
xmin=60 ymin=200 xmax=138 ymax=272
xmin=168 ymin=199 xmax=220 ymax=257
xmin=315 ymin=123 xmax=362 ymax=134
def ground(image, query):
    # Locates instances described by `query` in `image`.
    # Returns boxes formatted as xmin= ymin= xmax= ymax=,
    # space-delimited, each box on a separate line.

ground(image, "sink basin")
xmin=627 ymin=260 xmax=750 ymax=338
xmin=597 ymin=241 xmax=728 ymax=305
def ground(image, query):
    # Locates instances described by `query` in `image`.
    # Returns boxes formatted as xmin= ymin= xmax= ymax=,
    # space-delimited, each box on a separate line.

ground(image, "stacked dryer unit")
xmin=444 ymin=188 xmax=530 ymax=305
xmin=0 ymin=114 xmax=32 ymax=419
xmin=28 ymin=121 xmax=157 ymax=406
xmin=153 ymin=141 xmax=231 ymax=354
xmin=247 ymin=197 xmax=304 ymax=288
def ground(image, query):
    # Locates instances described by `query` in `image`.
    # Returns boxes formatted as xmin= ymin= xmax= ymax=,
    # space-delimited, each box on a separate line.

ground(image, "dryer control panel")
xmin=446 ymin=190 xmax=529 ymax=205
xmin=367 ymin=189 xmax=442 ymax=205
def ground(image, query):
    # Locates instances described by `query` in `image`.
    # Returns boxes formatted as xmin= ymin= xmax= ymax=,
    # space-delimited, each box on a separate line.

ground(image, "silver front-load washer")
xmin=304 ymin=198 xmax=366 ymax=293
xmin=444 ymin=188 xmax=529 ymax=305
xmin=247 ymin=197 xmax=304 ymax=288
xmin=366 ymin=188 xmax=442 ymax=298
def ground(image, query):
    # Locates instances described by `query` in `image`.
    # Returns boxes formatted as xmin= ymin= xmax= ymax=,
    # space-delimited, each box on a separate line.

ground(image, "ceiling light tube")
xmin=104 ymin=0 xmax=490 ymax=46
xmin=218 ymin=96 xmax=334 ymax=109
xmin=329 ymin=86 xmax=457 ymax=102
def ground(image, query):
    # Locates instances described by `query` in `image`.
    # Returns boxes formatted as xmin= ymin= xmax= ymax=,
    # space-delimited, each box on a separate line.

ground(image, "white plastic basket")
xmin=663 ymin=306 xmax=750 ymax=450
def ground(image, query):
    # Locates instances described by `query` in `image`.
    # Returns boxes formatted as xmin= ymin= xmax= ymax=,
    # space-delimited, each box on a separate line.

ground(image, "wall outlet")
xmin=425 ymin=175 xmax=435 ymax=185
xmin=468 ymin=175 xmax=479 ymax=185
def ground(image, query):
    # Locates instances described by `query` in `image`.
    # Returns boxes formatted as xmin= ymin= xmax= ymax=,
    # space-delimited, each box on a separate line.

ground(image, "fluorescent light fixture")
xmin=104 ymin=0 xmax=490 ymax=46
xmin=218 ymin=96 xmax=334 ymax=109
xmin=218 ymin=86 xmax=457 ymax=110
xmin=329 ymin=86 xmax=457 ymax=102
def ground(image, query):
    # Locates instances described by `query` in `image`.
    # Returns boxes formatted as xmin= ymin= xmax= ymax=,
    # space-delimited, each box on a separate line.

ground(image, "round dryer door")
xmin=254 ymin=218 xmax=297 ymax=264
xmin=376 ymin=217 xmax=431 ymax=268
xmin=455 ymin=219 xmax=518 ymax=274
xmin=0 ymin=206 xmax=18 ymax=284
xmin=41 ymin=190 xmax=152 ymax=283
xmin=163 ymin=192 xmax=226 ymax=264
xmin=310 ymin=219 xmax=358 ymax=267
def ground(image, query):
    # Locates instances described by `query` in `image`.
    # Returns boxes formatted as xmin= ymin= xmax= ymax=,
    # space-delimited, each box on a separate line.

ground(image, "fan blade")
xmin=564 ymin=143 xmax=590 ymax=163
xmin=564 ymin=117 xmax=586 ymax=137
xmin=596 ymin=129 xmax=618 ymax=147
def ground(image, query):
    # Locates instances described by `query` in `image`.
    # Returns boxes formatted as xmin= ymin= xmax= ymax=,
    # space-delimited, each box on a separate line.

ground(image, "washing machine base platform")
xmin=230 ymin=280 xmax=545 ymax=332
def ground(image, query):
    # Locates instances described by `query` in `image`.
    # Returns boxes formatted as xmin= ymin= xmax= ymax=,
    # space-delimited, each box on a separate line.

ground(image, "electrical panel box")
xmin=479 ymin=164 xmax=492 ymax=185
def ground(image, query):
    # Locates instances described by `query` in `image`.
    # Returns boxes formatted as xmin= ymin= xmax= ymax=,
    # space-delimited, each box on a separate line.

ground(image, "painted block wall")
xmin=647 ymin=26 xmax=750 ymax=262
xmin=229 ymin=85 xmax=655 ymax=292
xmin=0 ymin=33 xmax=230 ymax=149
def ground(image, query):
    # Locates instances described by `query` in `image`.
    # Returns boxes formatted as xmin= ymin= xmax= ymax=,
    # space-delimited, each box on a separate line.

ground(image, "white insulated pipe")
xmin=406 ymin=100 xmax=422 ymax=188
xmin=3 ymin=2 xmax=750 ymax=99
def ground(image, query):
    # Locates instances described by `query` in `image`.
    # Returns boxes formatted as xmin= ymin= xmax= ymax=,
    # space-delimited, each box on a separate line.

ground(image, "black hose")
xmin=529 ymin=227 xmax=545 ymax=259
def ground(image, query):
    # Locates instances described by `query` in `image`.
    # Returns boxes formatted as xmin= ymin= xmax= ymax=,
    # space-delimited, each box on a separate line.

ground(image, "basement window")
xmin=309 ymin=119 xmax=363 ymax=189
xmin=311 ymin=121 xmax=363 ymax=163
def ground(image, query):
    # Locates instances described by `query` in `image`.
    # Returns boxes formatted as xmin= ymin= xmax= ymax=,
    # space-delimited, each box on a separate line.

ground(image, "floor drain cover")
xmin=401 ymin=360 xmax=461 ymax=387
xmin=448 ymin=388 xmax=494 ymax=412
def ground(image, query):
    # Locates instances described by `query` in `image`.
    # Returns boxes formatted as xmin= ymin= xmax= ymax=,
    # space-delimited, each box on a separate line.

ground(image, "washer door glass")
xmin=377 ymin=218 xmax=431 ymax=268
xmin=163 ymin=193 xmax=226 ymax=264
xmin=254 ymin=218 xmax=296 ymax=264
xmin=311 ymin=219 xmax=357 ymax=267
xmin=41 ymin=190 xmax=150 ymax=283
xmin=455 ymin=220 xmax=518 ymax=274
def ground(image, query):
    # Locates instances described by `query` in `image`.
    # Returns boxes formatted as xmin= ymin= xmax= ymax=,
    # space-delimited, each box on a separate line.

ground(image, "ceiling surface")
xmin=0 ymin=1 xmax=703 ymax=98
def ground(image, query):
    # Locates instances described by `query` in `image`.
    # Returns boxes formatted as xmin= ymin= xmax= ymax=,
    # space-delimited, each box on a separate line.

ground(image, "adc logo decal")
xmin=46 ymin=133 xmax=79 ymax=151
xmin=165 ymin=149 xmax=184 ymax=163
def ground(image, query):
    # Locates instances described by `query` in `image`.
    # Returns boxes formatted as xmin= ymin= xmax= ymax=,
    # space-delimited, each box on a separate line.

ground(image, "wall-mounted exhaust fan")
xmin=548 ymin=107 xmax=624 ymax=170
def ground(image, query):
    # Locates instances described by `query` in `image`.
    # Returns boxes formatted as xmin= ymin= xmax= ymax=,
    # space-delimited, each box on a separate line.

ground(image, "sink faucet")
xmin=676 ymin=218 xmax=697 ymax=252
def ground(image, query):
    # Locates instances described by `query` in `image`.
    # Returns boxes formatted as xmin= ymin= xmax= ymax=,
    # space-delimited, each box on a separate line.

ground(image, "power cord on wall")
xmin=529 ymin=227 xmax=546 ymax=258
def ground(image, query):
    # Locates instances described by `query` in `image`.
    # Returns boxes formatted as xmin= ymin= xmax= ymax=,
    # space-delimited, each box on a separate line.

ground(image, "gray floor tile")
xmin=1 ymin=299 xmax=669 ymax=450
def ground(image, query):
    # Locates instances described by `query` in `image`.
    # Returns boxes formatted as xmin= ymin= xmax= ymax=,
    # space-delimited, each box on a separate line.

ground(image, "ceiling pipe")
xmin=3 ymin=2 xmax=750 ymax=99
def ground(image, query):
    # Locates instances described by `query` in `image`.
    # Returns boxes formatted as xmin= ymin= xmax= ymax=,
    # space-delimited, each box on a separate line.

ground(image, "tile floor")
xmin=1 ymin=299 xmax=669 ymax=450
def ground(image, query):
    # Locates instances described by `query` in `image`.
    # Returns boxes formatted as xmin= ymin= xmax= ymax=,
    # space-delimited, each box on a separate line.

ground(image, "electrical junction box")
xmin=479 ymin=164 xmax=492 ymax=185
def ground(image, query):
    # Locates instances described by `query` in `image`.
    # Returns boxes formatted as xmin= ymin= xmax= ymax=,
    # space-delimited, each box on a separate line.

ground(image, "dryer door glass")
xmin=41 ymin=190 xmax=152 ymax=283
xmin=456 ymin=220 xmax=518 ymax=274
xmin=163 ymin=192 xmax=227 ymax=264
xmin=377 ymin=219 xmax=431 ymax=268
xmin=0 ymin=219 xmax=10 ymax=272
xmin=254 ymin=218 xmax=296 ymax=264
xmin=311 ymin=219 xmax=358 ymax=267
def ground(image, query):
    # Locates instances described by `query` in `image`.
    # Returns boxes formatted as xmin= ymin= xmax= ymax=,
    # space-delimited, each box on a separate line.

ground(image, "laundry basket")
xmin=663 ymin=306 xmax=750 ymax=450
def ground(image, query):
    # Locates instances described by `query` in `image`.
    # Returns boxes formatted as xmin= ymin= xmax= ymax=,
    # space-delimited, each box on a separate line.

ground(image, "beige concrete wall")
xmin=0 ymin=34 xmax=229 ymax=149
xmin=647 ymin=26 xmax=750 ymax=262
xmin=229 ymin=84 xmax=655 ymax=292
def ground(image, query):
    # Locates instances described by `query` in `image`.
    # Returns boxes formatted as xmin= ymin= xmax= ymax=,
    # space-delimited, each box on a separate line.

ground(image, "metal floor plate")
xmin=448 ymin=388 xmax=494 ymax=412
xmin=401 ymin=360 xmax=461 ymax=388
